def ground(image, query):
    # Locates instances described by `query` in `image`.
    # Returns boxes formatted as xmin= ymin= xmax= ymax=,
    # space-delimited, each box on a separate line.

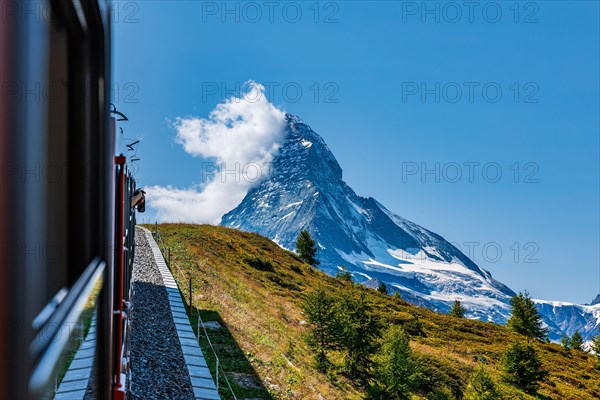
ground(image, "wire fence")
xmin=153 ymin=223 xmax=238 ymax=400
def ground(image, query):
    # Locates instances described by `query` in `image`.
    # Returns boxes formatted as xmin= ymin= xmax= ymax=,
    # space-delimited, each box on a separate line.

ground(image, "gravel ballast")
xmin=130 ymin=227 xmax=195 ymax=400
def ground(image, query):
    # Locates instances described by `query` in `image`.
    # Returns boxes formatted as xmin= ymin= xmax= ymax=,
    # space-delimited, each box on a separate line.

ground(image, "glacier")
xmin=221 ymin=114 xmax=600 ymax=341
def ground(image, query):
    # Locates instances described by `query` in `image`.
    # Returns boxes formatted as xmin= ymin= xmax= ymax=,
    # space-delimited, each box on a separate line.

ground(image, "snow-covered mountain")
xmin=534 ymin=298 xmax=600 ymax=341
xmin=221 ymin=114 xmax=600 ymax=339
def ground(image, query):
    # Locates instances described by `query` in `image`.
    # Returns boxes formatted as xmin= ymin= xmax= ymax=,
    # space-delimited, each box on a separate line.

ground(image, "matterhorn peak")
xmin=221 ymin=114 xmax=600 ymax=341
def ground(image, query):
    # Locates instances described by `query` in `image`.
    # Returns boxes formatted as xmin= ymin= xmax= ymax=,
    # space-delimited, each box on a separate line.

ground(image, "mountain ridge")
xmin=221 ymin=114 xmax=600 ymax=340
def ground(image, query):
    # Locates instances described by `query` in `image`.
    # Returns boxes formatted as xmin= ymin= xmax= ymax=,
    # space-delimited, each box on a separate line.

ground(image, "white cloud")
xmin=147 ymin=81 xmax=287 ymax=224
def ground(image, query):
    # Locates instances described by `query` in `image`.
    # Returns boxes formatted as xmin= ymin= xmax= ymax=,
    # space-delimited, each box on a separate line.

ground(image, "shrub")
xmin=413 ymin=354 xmax=464 ymax=399
xmin=244 ymin=256 xmax=274 ymax=272
xmin=403 ymin=315 xmax=425 ymax=337
xmin=290 ymin=264 xmax=303 ymax=274
xmin=464 ymin=366 xmax=501 ymax=400
xmin=427 ymin=386 xmax=455 ymax=400
xmin=267 ymin=273 xmax=300 ymax=291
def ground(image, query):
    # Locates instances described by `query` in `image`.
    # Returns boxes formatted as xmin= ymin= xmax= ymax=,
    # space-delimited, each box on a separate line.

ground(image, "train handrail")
xmin=28 ymin=257 xmax=106 ymax=395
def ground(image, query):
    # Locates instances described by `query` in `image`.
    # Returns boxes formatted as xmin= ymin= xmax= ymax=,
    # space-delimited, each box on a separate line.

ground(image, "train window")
xmin=24 ymin=1 xmax=110 ymax=399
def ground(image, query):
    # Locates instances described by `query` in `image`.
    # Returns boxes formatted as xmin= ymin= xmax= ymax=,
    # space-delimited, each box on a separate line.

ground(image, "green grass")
xmin=151 ymin=223 xmax=600 ymax=400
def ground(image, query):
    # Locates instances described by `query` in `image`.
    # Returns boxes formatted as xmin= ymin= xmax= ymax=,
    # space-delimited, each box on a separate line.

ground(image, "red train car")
xmin=0 ymin=1 xmax=140 ymax=398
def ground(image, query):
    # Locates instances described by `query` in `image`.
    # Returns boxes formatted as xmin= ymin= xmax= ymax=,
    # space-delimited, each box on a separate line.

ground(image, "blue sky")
xmin=113 ymin=1 xmax=599 ymax=304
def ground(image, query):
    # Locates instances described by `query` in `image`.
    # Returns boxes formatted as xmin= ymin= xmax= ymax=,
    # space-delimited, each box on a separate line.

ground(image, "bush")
xmin=267 ymin=273 xmax=300 ymax=291
xmin=244 ymin=256 xmax=274 ymax=272
xmin=426 ymin=386 xmax=455 ymax=400
xmin=413 ymin=354 xmax=464 ymax=399
xmin=464 ymin=366 xmax=501 ymax=400
xmin=290 ymin=264 xmax=303 ymax=274
xmin=403 ymin=315 xmax=425 ymax=337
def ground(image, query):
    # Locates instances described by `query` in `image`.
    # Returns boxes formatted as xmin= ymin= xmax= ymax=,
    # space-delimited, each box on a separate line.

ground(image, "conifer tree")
xmin=377 ymin=325 xmax=414 ymax=399
xmin=502 ymin=341 xmax=547 ymax=394
xmin=450 ymin=300 xmax=467 ymax=318
xmin=507 ymin=291 xmax=547 ymax=341
xmin=464 ymin=366 xmax=501 ymax=400
xmin=296 ymin=229 xmax=319 ymax=266
xmin=591 ymin=333 xmax=600 ymax=369
xmin=335 ymin=266 xmax=353 ymax=282
xmin=302 ymin=287 xmax=338 ymax=371
xmin=336 ymin=289 xmax=381 ymax=380
xmin=570 ymin=330 xmax=584 ymax=351
xmin=560 ymin=335 xmax=571 ymax=352
xmin=377 ymin=282 xmax=388 ymax=295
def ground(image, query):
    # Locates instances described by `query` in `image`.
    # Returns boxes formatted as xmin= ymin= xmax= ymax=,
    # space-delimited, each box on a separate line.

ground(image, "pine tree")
xmin=377 ymin=325 xmax=414 ymax=400
xmin=464 ymin=366 xmax=501 ymax=400
xmin=591 ymin=333 xmax=600 ymax=369
xmin=560 ymin=335 xmax=571 ymax=352
xmin=336 ymin=289 xmax=381 ymax=380
xmin=296 ymin=229 xmax=319 ymax=266
xmin=335 ymin=266 xmax=353 ymax=282
xmin=377 ymin=282 xmax=388 ymax=295
xmin=302 ymin=287 xmax=338 ymax=371
xmin=507 ymin=291 xmax=547 ymax=341
xmin=450 ymin=300 xmax=467 ymax=318
xmin=570 ymin=330 xmax=584 ymax=351
xmin=502 ymin=341 xmax=547 ymax=394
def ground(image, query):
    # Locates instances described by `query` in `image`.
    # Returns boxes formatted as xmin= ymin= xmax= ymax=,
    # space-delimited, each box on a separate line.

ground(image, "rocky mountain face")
xmin=535 ymin=300 xmax=600 ymax=341
xmin=221 ymin=114 xmax=600 ymax=340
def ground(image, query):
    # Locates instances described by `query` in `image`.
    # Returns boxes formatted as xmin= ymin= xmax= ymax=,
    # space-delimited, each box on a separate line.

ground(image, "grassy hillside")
xmin=152 ymin=224 xmax=600 ymax=399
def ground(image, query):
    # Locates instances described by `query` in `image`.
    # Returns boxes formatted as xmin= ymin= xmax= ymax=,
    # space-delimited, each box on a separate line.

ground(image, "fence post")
xmin=154 ymin=221 xmax=157 ymax=236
